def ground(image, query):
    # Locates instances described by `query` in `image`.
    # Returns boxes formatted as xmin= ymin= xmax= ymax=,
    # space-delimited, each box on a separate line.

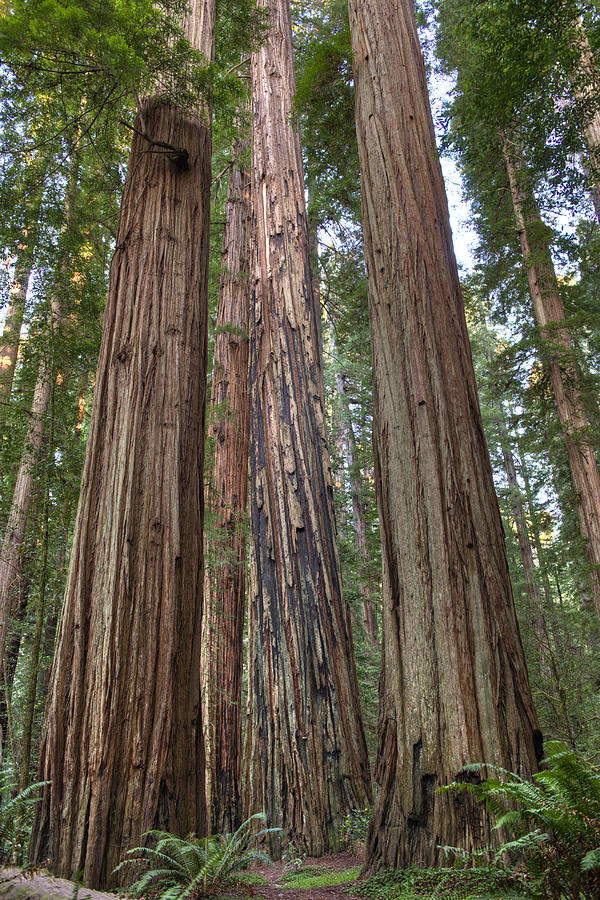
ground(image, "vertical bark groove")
xmin=244 ymin=0 xmax=371 ymax=856
xmin=30 ymin=102 xmax=211 ymax=887
xmin=348 ymin=0 xmax=540 ymax=870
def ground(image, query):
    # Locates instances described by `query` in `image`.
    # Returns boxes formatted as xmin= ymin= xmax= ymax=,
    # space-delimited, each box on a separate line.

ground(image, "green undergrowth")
xmin=356 ymin=867 xmax=526 ymax=899
xmin=278 ymin=864 xmax=361 ymax=888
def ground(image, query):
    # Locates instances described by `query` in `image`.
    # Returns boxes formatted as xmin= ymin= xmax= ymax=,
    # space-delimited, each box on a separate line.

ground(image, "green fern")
xmin=114 ymin=813 xmax=280 ymax=897
xmin=439 ymin=741 xmax=600 ymax=899
xmin=0 ymin=777 xmax=48 ymax=864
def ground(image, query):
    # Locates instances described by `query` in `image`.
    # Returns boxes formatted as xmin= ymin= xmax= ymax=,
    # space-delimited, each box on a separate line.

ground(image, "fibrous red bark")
xmin=244 ymin=0 xmax=371 ymax=856
xmin=29 ymin=6 xmax=215 ymax=879
xmin=348 ymin=0 xmax=541 ymax=869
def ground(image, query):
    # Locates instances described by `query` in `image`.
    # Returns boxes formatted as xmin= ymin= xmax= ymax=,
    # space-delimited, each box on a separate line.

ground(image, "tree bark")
xmin=500 ymin=128 xmax=600 ymax=620
xmin=348 ymin=0 xmax=541 ymax=870
xmin=0 ymin=289 xmax=62 ymax=683
xmin=19 ymin=396 xmax=53 ymax=796
xmin=202 ymin=145 xmax=252 ymax=836
xmin=328 ymin=320 xmax=378 ymax=645
xmin=0 ymin=256 xmax=31 ymax=409
xmin=244 ymin=0 xmax=371 ymax=857
xmin=29 ymin=6 xmax=215 ymax=882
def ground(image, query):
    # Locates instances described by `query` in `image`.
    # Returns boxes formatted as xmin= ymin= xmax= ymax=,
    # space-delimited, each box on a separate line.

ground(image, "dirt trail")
xmin=251 ymin=852 xmax=365 ymax=900
xmin=0 ymin=854 xmax=366 ymax=900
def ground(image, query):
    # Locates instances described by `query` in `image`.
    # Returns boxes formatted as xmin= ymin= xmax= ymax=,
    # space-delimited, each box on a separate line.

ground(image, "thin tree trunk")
xmin=202 ymin=144 xmax=252 ymax=836
xmin=328 ymin=320 xmax=378 ymax=645
xmin=18 ymin=390 xmax=53 ymax=795
xmin=244 ymin=0 xmax=371 ymax=856
xmin=0 ymin=159 xmax=80 ymax=683
xmin=500 ymin=128 xmax=600 ymax=620
xmin=515 ymin=435 xmax=556 ymax=609
xmin=0 ymin=257 xmax=32 ymax=409
xmin=0 ymin=293 xmax=62 ymax=683
xmin=30 ymin=6 xmax=215 ymax=886
xmin=348 ymin=0 xmax=541 ymax=870
xmin=491 ymin=392 xmax=577 ymax=744
xmin=0 ymin=571 xmax=30 ymax=766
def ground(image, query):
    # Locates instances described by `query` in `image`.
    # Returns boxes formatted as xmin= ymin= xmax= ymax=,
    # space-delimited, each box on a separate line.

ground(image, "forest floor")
xmin=245 ymin=852 xmax=365 ymax=900
xmin=0 ymin=855 xmax=366 ymax=900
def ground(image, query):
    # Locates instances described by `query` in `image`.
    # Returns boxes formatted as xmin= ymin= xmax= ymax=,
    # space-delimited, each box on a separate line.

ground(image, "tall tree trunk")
xmin=18 ymin=391 xmax=54 ymax=796
xmin=0 ymin=293 xmax=62 ymax=683
xmin=328 ymin=320 xmax=378 ymax=645
xmin=202 ymin=145 xmax=252 ymax=836
xmin=29 ymin=6 xmax=215 ymax=886
xmin=244 ymin=0 xmax=371 ymax=856
xmin=0 ymin=568 xmax=30 ymax=765
xmin=490 ymin=390 xmax=577 ymax=743
xmin=348 ymin=0 xmax=541 ymax=870
xmin=500 ymin=128 xmax=600 ymax=620
xmin=0 ymin=256 xmax=31 ymax=409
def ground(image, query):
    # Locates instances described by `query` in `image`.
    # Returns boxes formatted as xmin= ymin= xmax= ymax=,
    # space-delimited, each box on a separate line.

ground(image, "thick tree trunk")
xmin=328 ymin=321 xmax=378 ymax=645
xmin=0 ymin=257 xmax=31 ymax=408
xmin=29 ymin=67 xmax=214 ymax=891
xmin=202 ymin=146 xmax=252 ymax=836
xmin=244 ymin=0 xmax=371 ymax=857
xmin=501 ymin=129 xmax=600 ymax=620
xmin=348 ymin=0 xmax=541 ymax=870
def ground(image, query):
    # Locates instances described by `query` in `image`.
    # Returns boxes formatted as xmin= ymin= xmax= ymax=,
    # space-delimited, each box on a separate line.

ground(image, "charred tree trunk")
xmin=29 ymin=6 xmax=215 ymax=885
xmin=501 ymin=129 xmax=600 ymax=620
xmin=202 ymin=145 xmax=252 ymax=836
xmin=244 ymin=0 xmax=371 ymax=856
xmin=348 ymin=0 xmax=541 ymax=870
xmin=328 ymin=321 xmax=378 ymax=645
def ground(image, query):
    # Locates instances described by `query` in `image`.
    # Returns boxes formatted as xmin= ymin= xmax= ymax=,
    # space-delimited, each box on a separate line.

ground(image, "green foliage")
xmin=440 ymin=742 xmax=600 ymax=899
xmin=278 ymin=865 xmax=360 ymax=889
xmin=0 ymin=777 xmax=48 ymax=864
xmin=338 ymin=806 xmax=371 ymax=850
xmin=114 ymin=814 xmax=278 ymax=898
xmin=280 ymin=840 xmax=307 ymax=876
xmin=357 ymin=867 xmax=524 ymax=899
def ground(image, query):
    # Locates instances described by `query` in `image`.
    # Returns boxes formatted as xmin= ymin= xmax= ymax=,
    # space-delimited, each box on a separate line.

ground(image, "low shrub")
xmin=338 ymin=806 xmax=371 ymax=850
xmin=357 ymin=866 xmax=524 ymax=898
xmin=114 ymin=813 xmax=279 ymax=898
xmin=440 ymin=741 xmax=600 ymax=899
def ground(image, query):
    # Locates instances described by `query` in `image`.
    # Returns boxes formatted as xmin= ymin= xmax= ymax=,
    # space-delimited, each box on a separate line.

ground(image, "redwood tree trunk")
xmin=348 ymin=0 xmax=541 ymax=870
xmin=202 ymin=146 xmax=252 ymax=836
xmin=0 ymin=256 xmax=31 ymax=408
xmin=500 ymin=129 xmax=600 ymax=620
xmin=29 ymin=20 xmax=214 ymax=880
xmin=244 ymin=0 xmax=371 ymax=856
